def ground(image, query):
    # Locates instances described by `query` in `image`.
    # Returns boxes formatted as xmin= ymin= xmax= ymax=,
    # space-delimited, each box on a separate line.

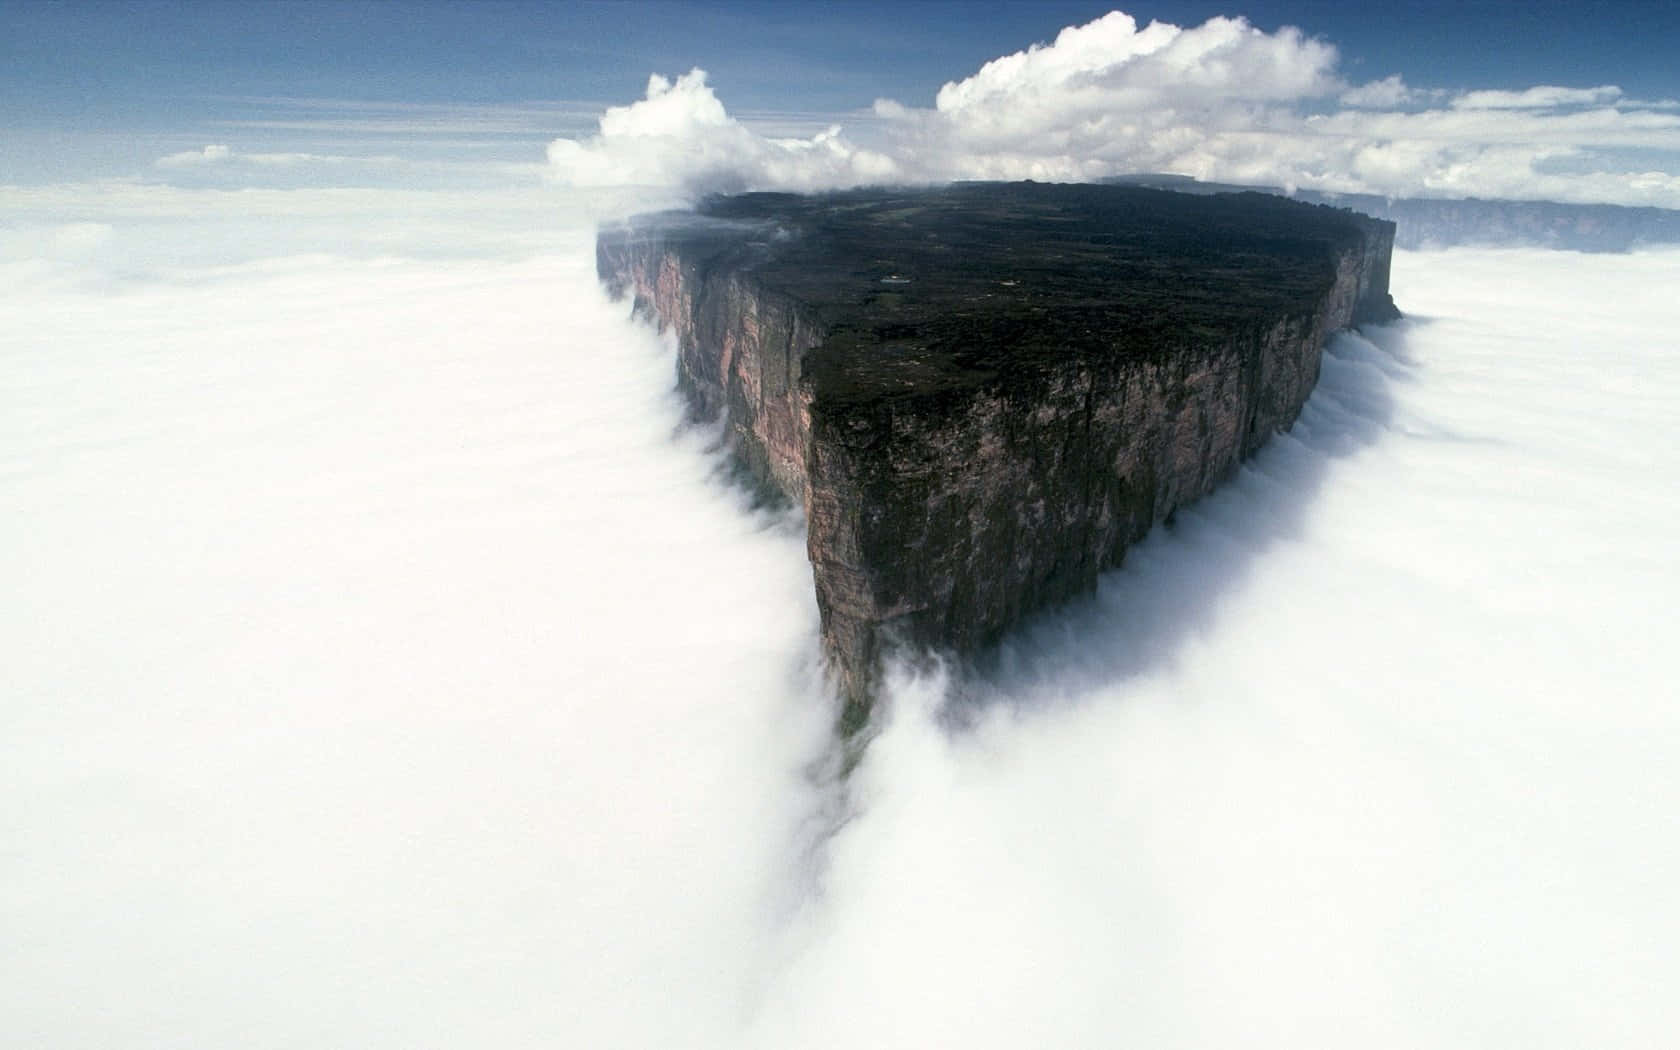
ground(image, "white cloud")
xmin=546 ymin=10 xmax=1680 ymax=208
xmin=241 ymin=150 xmax=399 ymax=166
xmin=1341 ymin=74 xmax=1416 ymax=109
xmin=7 ymin=204 xmax=1679 ymax=1044
xmin=943 ymin=12 xmax=1338 ymax=112
xmin=929 ymin=11 xmax=1185 ymax=113
xmin=153 ymin=144 xmax=410 ymax=171
xmin=1453 ymin=84 xmax=1624 ymax=109
xmin=882 ymin=12 xmax=1346 ymax=184
xmin=0 ymin=180 xmax=590 ymax=279
xmin=155 ymin=143 xmax=233 ymax=167
xmin=547 ymin=69 xmax=897 ymax=195
xmin=209 ymin=98 xmax=602 ymax=136
xmin=0 ymin=241 xmax=833 ymax=1046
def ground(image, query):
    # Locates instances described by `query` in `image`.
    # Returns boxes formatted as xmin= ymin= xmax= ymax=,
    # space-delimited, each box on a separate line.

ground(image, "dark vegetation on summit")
xmin=686 ymin=181 xmax=1397 ymax=408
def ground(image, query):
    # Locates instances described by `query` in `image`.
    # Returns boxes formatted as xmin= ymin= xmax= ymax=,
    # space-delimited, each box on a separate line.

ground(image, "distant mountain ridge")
xmin=1102 ymin=174 xmax=1680 ymax=252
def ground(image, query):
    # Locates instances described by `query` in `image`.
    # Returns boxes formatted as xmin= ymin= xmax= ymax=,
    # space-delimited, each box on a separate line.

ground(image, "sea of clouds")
xmin=6 ymin=8 xmax=1680 ymax=1048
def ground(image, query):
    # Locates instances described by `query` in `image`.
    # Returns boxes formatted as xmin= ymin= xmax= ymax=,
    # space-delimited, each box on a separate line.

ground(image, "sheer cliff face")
xmin=598 ymin=183 xmax=1398 ymax=722
xmin=603 ymin=247 xmax=822 ymax=503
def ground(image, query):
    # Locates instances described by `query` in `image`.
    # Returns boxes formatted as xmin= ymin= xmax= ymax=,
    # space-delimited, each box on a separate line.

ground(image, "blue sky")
xmin=5 ymin=0 xmax=1675 ymax=117
xmin=2 ymin=1 xmax=1677 ymax=204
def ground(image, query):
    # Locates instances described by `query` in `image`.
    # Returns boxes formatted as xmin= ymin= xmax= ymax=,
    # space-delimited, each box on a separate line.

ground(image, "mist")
xmin=4 ymin=191 xmax=1677 ymax=1049
xmin=1 ymin=229 xmax=833 ymax=1047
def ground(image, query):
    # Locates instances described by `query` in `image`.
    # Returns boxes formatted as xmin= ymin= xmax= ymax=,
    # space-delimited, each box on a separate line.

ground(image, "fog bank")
xmin=4 ymin=226 xmax=1676 ymax=1047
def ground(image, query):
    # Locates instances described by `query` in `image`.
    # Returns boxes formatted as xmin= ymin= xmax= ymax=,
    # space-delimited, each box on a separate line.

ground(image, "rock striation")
xmin=598 ymin=182 xmax=1398 ymax=727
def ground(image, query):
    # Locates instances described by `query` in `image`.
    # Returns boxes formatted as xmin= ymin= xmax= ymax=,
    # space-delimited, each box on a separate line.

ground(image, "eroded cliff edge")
xmin=597 ymin=182 xmax=1398 ymax=727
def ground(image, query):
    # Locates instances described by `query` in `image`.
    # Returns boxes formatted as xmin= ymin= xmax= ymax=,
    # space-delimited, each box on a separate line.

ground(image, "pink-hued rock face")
xmin=598 ymin=183 xmax=1398 ymax=725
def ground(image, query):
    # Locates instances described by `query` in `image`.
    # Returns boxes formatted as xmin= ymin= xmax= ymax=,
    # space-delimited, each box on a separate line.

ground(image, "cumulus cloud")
xmin=886 ymin=12 xmax=1348 ymax=184
xmin=547 ymin=69 xmax=896 ymax=195
xmin=547 ymin=10 xmax=1680 ymax=208
xmin=937 ymin=12 xmax=1337 ymax=113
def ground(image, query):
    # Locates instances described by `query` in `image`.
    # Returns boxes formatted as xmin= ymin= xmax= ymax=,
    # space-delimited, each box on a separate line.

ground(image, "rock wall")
xmin=600 ymin=239 xmax=823 ymax=504
xmin=598 ymin=192 xmax=1397 ymax=725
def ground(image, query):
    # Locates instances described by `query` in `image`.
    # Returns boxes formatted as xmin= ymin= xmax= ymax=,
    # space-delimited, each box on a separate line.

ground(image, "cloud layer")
xmin=1 ymin=239 xmax=835 ymax=1047
xmin=6 ymin=204 xmax=1678 ymax=1046
xmin=549 ymin=10 xmax=1680 ymax=207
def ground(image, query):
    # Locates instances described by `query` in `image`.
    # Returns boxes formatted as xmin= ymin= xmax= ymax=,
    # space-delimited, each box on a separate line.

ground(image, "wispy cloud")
xmin=155 ymin=143 xmax=233 ymax=167
xmin=1452 ymin=84 xmax=1624 ymax=109
xmin=202 ymin=97 xmax=607 ymax=137
xmin=154 ymin=144 xmax=405 ymax=170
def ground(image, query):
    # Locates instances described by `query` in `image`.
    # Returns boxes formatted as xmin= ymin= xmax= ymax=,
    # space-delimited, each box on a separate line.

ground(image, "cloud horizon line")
xmin=546 ymin=9 xmax=1680 ymax=210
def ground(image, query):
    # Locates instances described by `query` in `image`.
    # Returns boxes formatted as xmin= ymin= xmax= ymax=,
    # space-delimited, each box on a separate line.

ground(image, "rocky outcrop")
xmin=598 ymin=182 xmax=1398 ymax=727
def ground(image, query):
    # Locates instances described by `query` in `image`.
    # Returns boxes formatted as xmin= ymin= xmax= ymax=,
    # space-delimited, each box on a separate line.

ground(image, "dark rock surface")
xmin=597 ymin=181 xmax=1399 ymax=727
